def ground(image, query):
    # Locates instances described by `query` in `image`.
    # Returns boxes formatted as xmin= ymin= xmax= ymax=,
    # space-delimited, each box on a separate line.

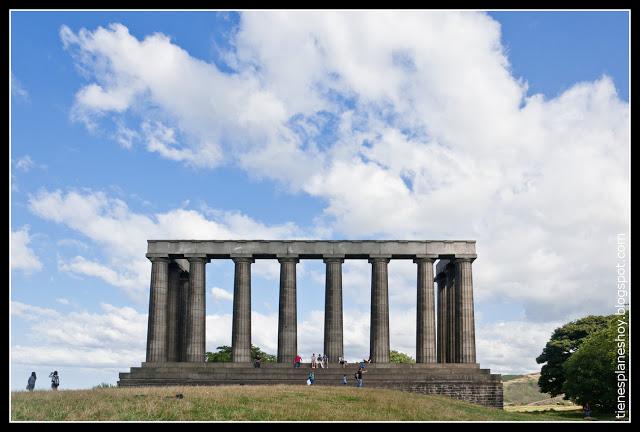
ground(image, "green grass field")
xmin=11 ymin=385 xmax=594 ymax=421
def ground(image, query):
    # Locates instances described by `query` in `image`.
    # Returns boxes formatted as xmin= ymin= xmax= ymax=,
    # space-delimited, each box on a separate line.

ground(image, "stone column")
xmin=231 ymin=256 xmax=254 ymax=363
xmin=185 ymin=256 xmax=206 ymax=362
xmin=436 ymin=271 xmax=447 ymax=363
xmin=166 ymin=262 xmax=181 ymax=362
xmin=323 ymin=256 xmax=344 ymax=363
xmin=446 ymin=262 xmax=457 ymax=363
xmin=178 ymin=268 xmax=190 ymax=362
xmin=146 ymin=257 xmax=169 ymax=362
xmin=415 ymin=256 xmax=437 ymax=363
xmin=277 ymin=256 xmax=299 ymax=363
xmin=369 ymin=256 xmax=390 ymax=363
xmin=456 ymin=257 xmax=477 ymax=363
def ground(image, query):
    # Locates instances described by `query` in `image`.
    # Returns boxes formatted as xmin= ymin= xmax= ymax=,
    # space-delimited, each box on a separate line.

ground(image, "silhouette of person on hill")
xmin=26 ymin=372 xmax=36 ymax=391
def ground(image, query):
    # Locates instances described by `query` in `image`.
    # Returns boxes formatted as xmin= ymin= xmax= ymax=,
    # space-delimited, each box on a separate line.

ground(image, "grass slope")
xmin=12 ymin=385 xmax=588 ymax=421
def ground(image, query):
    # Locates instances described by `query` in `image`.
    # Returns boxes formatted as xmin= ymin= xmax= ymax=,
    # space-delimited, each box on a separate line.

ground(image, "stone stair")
xmin=118 ymin=362 xmax=503 ymax=408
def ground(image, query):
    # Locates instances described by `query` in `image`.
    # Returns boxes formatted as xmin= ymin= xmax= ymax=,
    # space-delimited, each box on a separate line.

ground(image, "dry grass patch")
xmin=12 ymin=385 xmax=587 ymax=421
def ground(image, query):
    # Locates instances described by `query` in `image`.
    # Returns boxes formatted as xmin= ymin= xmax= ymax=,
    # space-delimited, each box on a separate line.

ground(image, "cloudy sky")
xmin=10 ymin=10 xmax=629 ymax=390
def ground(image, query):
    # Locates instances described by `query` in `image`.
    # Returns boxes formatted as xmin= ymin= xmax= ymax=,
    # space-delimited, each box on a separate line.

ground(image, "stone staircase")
xmin=118 ymin=362 xmax=503 ymax=408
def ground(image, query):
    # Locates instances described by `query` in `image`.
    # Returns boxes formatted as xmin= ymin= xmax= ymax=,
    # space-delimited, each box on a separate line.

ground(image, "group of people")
xmin=303 ymin=355 xmax=369 ymax=387
xmin=26 ymin=371 xmax=59 ymax=391
xmin=310 ymin=353 xmax=329 ymax=369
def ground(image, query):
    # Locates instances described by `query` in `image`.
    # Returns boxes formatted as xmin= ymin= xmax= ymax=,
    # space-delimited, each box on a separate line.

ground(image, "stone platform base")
xmin=118 ymin=362 xmax=503 ymax=409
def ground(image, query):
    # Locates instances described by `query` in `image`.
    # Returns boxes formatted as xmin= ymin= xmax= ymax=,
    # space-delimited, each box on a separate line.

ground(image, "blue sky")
xmin=11 ymin=10 xmax=629 ymax=390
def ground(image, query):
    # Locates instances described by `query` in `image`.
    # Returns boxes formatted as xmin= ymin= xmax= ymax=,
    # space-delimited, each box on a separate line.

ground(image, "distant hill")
xmin=502 ymin=373 xmax=574 ymax=407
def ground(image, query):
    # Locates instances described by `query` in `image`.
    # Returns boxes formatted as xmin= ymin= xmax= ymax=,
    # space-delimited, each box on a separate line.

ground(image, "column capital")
xmin=277 ymin=255 xmax=299 ymax=263
xmin=413 ymin=254 xmax=438 ymax=264
xmin=368 ymin=255 xmax=391 ymax=263
xmin=231 ymin=254 xmax=255 ymax=263
xmin=454 ymin=254 xmax=477 ymax=262
xmin=184 ymin=254 xmax=208 ymax=262
xmin=323 ymin=254 xmax=345 ymax=264
xmin=146 ymin=254 xmax=170 ymax=262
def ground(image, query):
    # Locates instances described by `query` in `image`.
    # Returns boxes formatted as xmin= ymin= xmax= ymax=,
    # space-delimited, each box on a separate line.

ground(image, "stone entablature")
xmin=146 ymin=239 xmax=477 ymax=259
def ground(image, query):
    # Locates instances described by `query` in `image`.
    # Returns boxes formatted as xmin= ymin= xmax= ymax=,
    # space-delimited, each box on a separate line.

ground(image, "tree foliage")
xmin=390 ymin=350 xmax=416 ymax=364
xmin=562 ymin=312 xmax=628 ymax=413
xmin=205 ymin=345 xmax=276 ymax=363
xmin=535 ymin=315 xmax=610 ymax=396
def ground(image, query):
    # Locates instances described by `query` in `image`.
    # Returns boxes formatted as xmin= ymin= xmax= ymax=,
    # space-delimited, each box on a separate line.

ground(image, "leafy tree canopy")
xmin=205 ymin=345 xmax=276 ymax=363
xmin=390 ymin=350 xmax=416 ymax=364
xmin=536 ymin=315 xmax=610 ymax=396
xmin=563 ymin=311 xmax=629 ymax=414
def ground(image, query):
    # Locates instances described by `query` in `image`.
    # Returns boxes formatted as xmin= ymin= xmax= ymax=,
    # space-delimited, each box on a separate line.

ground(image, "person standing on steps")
xmin=355 ymin=367 xmax=366 ymax=387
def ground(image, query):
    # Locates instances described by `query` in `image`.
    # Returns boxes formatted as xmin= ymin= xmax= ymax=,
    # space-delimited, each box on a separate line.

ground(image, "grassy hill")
xmin=11 ymin=385 xmax=589 ymax=421
xmin=503 ymin=373 xmax=575 ymax=407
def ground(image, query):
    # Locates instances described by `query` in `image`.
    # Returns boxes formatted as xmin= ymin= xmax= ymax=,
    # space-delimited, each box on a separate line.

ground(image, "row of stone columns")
xmin=146 ymin=255 xmax=476 ymax=364
xmin=435 ymin=258 xmax=476 ymax=363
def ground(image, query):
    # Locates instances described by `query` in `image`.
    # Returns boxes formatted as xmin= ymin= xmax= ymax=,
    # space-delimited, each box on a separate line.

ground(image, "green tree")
xmin=536 ymin=315 xmax=610 ymax=396
xmin=390 ymin=350 xmax=416 ymax=364
xmin=205 ymin=345 xmax=276 ymax=363
xmin=563 ymin=312 xmax=629 ymax=414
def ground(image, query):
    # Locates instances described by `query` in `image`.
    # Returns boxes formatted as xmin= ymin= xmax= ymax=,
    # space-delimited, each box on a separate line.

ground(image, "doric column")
xmin=231 ymin=256 xmax=254 ymax=363
xmin=323 ymin=256 xmax=344 ymax=363
xmin=436 ymin=271 xmax=447 ymax=363
xmin=446 ymin=262 xmax=457 ymax=363
xmin=277 ymin=256 xmax=299 ymax=363
xmin=415 ymin=256 xmax=437 ymax=363
xmin=369 ymin=256 xmax=391 ymax=363
xmin=166 ymin=262 xmax=181 ymax=362
xmin=178 ymin=267 xmax=190 ymax=362
xmin=456 ymin=257 xmax=477 ymax=363
xmin=185 ymin=256 xmax=206 ymax=362
xmin=146 ymin=257 xmax=170 ymax=362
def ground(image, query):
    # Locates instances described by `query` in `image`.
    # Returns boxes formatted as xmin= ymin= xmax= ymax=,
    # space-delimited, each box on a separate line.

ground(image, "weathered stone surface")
xmin=178 ymin=268 xmax=190 ymax=362
xmin=147 ymin=240 xmax=477 ymax=258
xmin=446 ymin=262 xmax=457 ymax=363
xmin=146 ymin=257 xmax=169 ymax=362
xmin=369 ymin=257 xmax=390 ymax=363
xmin=185 ymin=257 xmax=206 ymax=362
xmin=415 ymin=257 xmax=436 ymax=363
xmin=323 ymin=257 xmax=343 ymax=363
xmin=118 ymin=363 xmax=503 ymax=409
xmin=166 ymin=263 xmax=181 ymax=362
xmin=457 ymin=258 xmax=476 ymax=363
xmin=436 ymin=271 xmax=447 ymax=363
xmin=277 ymin=257 xmax=298 ymax=363
xmin=232 ymin=257 xmax=254 ymax=363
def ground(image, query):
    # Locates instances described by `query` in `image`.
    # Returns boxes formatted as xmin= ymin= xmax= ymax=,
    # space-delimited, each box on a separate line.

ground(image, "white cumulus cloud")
xmin=211 ymin=287 xmax=233 ymax=302
xmin=11 ymin=226 xmax=43 ymax=273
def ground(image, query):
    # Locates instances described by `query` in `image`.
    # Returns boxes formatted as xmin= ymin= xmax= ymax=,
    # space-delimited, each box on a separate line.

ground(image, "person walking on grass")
xmin=26 ymin=372 xmax=36 ymax=391
xmin=49 ymin=371 xmax=60 ymax=390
